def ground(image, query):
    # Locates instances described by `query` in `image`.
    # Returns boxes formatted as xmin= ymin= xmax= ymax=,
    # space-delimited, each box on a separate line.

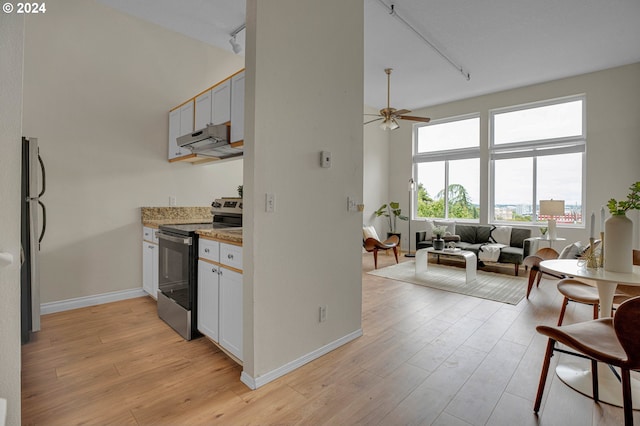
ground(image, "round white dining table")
xmin=540 ymin=259 xmax=640 ymax=318
xmin=540 ymin=259 xmax=640 ymax=409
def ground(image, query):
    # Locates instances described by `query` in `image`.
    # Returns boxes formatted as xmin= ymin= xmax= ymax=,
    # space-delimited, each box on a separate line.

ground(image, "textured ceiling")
xmin=97 ymin=0 xmax=640 ymax=111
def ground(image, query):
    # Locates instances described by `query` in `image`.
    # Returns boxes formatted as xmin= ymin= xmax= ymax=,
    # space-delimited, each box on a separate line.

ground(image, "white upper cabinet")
xmin=212 ymin=80 xmax=231 ymax=125
xmin=230 ymin=71 xmax=245 ymax=144
xmin=179 ymin=101 xmax=194 ymax=135
xmin=194 ymin=90 xmax=213 ymax=130
xmin=168 ymin=102 xmax=193 ymax=160
xmin=168 ymin=69 xmax=243 ymax=163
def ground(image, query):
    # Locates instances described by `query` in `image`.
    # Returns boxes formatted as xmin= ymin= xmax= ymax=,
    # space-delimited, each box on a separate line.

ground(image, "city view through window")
xmin=414 ymin=97 xmax=585 ymax=225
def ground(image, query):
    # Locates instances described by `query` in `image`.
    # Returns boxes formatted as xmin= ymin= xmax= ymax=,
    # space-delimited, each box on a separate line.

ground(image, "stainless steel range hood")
xmin=176 ymin=124 xmax=242 ymax=159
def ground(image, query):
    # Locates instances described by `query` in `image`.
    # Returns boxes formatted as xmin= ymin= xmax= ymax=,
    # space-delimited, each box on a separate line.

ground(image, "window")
xmin=490 ymin=96 xmax=586 ymax=225
xmin=414 ymin=115 xmax=480 ymax=220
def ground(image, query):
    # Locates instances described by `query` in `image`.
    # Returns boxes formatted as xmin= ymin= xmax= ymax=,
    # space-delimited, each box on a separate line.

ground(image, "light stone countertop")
xmin=140 ymin=206 xmax=242 ymax=244
xmin=197 ymin=227 xmax=243 ymax=244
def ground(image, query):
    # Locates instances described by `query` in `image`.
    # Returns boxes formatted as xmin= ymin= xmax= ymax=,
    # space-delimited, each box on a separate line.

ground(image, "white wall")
xmin=22 ymin=0 xmax=245 ymax=303
xmin=385 ymin=63 xmax=640 ymax=249
xmin=243 ymin=0 xmax=364 ymax=381
xmin=0 ymin=12 xmax=24 ymax=426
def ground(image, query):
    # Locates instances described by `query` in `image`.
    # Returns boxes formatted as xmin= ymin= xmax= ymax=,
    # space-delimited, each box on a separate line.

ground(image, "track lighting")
xmin=229 ymin=35 xmax=242 ymax=54
xmin=377 ymin=1 xmax=470 ymax=81
xmin=229 ymin=23 xmax=246 ymax=55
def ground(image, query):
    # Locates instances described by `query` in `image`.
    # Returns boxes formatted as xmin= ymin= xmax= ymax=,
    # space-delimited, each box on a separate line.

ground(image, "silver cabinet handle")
xmin=228 ymin=254 xmax=233 ymax=259
xmin=204 ymin=248 xmax=210 ymax=253
xmin=148 ymin=245 xmax=154 ymax=249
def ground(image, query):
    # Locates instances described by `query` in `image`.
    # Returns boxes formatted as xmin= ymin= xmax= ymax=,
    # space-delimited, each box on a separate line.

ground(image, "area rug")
xmin=367 ymin=261 xmax=526 ymax=305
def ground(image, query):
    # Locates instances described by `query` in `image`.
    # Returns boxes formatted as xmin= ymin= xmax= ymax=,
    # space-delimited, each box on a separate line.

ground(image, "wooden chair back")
xmin=614 ymin=296 xmax=640 ymax=369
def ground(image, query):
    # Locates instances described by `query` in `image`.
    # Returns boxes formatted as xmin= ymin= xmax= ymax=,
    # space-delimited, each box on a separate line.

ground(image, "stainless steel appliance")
xmin=157 ymin=198 xmax=242 ymax=340
xmin=21 ymin=136 xmax=46 ymax=344
xmin=176 ymin=123 xmax=242 ymax=159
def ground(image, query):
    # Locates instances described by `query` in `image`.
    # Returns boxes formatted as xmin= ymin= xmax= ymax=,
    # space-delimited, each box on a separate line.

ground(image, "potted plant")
xmin=375 ymin=202 xmax=408 ymax=239
xmin=432 ymin=225 xmax=448 ymax=250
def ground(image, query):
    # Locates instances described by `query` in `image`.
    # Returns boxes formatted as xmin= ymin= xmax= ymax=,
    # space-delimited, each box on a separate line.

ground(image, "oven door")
xmin=157 ymin=231 xmax=192 ymax=310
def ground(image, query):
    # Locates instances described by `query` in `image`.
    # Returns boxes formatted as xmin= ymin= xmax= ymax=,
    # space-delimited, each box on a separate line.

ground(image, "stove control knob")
xmin=212 ymin=201 xmax=222 ymax=208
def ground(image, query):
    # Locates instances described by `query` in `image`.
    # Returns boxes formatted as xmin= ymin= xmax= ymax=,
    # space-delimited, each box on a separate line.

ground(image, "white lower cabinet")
xmin=197 ymin=261 xmax=219 ymax=341
xmin=219 ymin=267 xmax=243 ymax=359
xmin=142 ymin=227 xmax=158 ymax=299
xmin=197 ymin=238 xmax=242 ymax=361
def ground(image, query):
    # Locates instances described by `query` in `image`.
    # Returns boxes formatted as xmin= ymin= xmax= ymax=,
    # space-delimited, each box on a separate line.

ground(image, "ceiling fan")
xmin=364 ymin=68 xmax=430 ymax=130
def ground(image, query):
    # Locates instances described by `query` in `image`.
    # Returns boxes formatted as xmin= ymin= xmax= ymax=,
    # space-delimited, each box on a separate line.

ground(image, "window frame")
xmin=488 ymin=94 xmax=587 ymax=226
xmin=413 ymin=113 xmax=481 ymax=221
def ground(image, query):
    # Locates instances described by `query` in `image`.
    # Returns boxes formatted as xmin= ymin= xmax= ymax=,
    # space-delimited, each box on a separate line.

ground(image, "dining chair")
xmin=362 ymin=225 xmax=399 ymax=269
xmin=534 ymin=296 xmax=640 ymax=425
xmin=556 ymin=249 xmax=640 ymax=325
xmin=523 ymin=247 xmax=560 ymax=298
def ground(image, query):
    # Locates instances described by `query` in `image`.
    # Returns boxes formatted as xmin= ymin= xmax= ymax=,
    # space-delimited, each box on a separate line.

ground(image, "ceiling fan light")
xmin=379 ymin=118 xmax=399 ymax=131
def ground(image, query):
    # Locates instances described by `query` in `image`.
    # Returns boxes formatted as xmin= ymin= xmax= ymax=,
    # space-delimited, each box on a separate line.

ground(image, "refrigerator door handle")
xmin=38 ymin=153 xmax=45 ymax=197
xmin=38 ymin=200 xmax=46 ymax=244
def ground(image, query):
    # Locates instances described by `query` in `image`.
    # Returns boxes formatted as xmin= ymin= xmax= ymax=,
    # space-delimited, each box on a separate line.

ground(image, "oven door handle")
xmin=156 ymin=231 xmax=192 ymax=246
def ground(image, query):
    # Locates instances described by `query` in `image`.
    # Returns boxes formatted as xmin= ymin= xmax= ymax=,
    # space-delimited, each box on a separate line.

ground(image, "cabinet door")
xmin=219 ymin=267 xmax=242 ymax=360
xmin=230 ymin=71 xmax=245 ymax=143
xmin=220 ymin=243 xmax=242 ymax=271
xmin=142 ymin=241 xmax=158 ymax=298
xmin=168 ymin=102 xmax=193 ymax=160
xmin=168 ymin=109 xmax=184 ymax=159
xmin=180 ymin=101 xmax=194 ymax=134
xmin=194 ymin=89 xmax=212 ymax=130
xmin=197 ymin=261 xmax=219 ymax=341
xmin=212 ymin=80 xmax=231 ymax=125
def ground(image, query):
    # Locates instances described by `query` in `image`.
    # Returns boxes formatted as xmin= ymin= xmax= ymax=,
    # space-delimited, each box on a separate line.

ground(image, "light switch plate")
xmin=266 ymin=193 xmax=276 ymax=212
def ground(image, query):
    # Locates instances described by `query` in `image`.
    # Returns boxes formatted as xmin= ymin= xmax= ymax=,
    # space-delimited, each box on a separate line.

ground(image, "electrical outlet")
xmin=169 ymin=196 xmax=176 ymax=206
xmin=321 ymin=151 xmax=331 ymax=168
xmin=319 ymin=305 xmax=327 ymax=323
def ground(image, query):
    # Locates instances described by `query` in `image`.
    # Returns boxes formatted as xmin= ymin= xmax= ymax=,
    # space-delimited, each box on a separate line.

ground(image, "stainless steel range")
xmin=156 ymin=198 xmax=242 ymax=340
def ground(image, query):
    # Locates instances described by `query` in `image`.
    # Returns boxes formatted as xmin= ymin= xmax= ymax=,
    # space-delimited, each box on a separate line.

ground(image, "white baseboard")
xmin=41 ymin=288 xmax=148 ymax=314
xmin=240 ymin=328 xmax=363 ymax=390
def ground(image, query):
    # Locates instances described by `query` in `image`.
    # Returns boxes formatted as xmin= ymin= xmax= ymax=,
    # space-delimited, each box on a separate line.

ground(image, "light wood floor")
xmin=22 ymin=254 xmax=639 ymax=425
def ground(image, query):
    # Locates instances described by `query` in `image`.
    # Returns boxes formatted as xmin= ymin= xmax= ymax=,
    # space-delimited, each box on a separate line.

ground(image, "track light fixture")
xmin=376 ymin=1 xmax=471 ymax=81
xmin=229 ymin=23 xmax=246 ymax=55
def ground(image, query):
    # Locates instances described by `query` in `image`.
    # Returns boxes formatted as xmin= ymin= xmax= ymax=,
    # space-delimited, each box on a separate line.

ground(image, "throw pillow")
xmin=490 ymin=226 xmax=512 ymax=246
xmin=433 ymin=220 xmax=455 ymax=236
xmin=559 ymin=242 xmax=584 ymax=259
xmin=362 ymin=225 xmax=379 ymax=241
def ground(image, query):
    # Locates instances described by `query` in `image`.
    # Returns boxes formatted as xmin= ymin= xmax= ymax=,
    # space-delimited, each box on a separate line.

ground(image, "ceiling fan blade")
xmin=398 ymin=115 xmax=431 ymax=123
xmin=364 ymin=113 xmax=382 ymax=117
xmin=393 ymin=109 xmax=411 ymax=116
xmin=364 ymin=117 xmax=384 ymax=125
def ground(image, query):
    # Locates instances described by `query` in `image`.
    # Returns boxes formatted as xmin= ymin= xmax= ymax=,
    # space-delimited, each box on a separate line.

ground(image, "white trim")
xmin=240 ymin=328 xmax=363 ymax=390
xmin=40 ymin=288 xmax=147 ymax=314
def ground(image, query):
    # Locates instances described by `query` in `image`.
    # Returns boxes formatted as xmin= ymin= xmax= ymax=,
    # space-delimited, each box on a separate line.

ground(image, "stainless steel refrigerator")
xmin=21 ymin=136 xmax=46 ymax=344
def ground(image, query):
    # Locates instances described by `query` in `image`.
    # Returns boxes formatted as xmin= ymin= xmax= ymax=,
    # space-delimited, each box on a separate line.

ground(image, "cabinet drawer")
xmin=199 ymin=238 xmax=220 ymax=261
xmin=143 ymin=226 xmax=154 ymax=242
xmin=220 ymin=243 xmax=242 ymax=270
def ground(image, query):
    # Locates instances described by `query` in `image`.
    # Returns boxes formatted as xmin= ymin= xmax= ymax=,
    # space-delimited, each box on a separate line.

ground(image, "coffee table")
xmin=415 ymin=248 xmax=477 ymax=284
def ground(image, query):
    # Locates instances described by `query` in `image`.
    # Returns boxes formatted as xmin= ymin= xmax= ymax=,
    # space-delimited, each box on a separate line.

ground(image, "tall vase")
xmin=604 ymin=213 xmax=633 ymax=273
